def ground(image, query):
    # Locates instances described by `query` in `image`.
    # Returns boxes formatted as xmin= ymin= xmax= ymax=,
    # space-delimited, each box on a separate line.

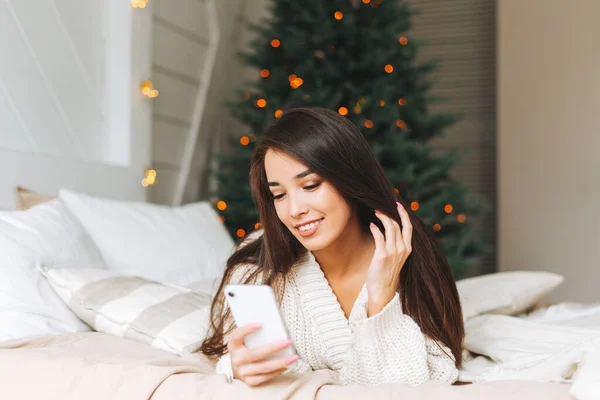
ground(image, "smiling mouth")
xmin=296 ymin=218 xmax=324 ymax=237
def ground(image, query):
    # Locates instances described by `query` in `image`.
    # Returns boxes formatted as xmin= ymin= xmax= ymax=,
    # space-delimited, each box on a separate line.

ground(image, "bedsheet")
xmin=0 ymin=332 xmax=574 ymax=400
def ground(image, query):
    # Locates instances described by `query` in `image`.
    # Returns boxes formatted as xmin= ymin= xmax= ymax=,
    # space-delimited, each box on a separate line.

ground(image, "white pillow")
xmin=38 ymin=265 xmax=213 ymax=355
xmin=0 ymin=199 xmax=105 ymax=340
xmin=58 ymin=189 xmax=235 ymax=286
xmin=462 ymin=314 xmax=598 ymax=382
xmin=457 ymin=271 xmax=564 ymax=320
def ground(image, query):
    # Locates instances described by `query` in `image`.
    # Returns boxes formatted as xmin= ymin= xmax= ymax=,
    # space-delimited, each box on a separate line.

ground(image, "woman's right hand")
xmin=228 ymin=323 xmax=299 ymax=387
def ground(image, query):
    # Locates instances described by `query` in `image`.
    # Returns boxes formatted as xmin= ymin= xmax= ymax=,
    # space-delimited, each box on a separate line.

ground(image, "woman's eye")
xmin=272 ymin=182 xmax=320 ymax=201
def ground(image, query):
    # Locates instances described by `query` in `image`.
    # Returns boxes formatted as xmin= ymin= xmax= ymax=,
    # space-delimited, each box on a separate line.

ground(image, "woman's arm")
xmin=339 ymin=293 xmax=458 ymax=386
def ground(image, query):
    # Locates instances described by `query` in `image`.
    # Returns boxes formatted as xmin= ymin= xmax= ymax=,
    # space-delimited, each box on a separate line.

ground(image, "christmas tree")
xmin=212 ymin=0 xmax=492 ymax=278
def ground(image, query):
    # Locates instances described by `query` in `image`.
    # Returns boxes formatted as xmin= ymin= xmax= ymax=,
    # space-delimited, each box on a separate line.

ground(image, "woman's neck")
xmin=311 ymin=221 xmax=375 ymax=280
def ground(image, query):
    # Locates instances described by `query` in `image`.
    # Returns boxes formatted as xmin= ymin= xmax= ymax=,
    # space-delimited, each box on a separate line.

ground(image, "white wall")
xmin=148 ymin=0 xmax=220 ymax=205
xmin=0 ymin=0 xmax=152 ymax=209
xmin=498 ymin=0 xmax=600 ymax=302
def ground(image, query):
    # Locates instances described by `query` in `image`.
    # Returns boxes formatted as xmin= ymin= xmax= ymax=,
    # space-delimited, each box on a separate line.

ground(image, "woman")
xmin=200 ymin=107 xmax=464 ymax=387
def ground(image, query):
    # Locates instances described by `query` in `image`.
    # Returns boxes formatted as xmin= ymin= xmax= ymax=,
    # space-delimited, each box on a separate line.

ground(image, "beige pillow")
xmin=15 ymin=186 xmax=54 ymax=210
xmin=457 ymin=271 xmax=564 ymax=321
xmin=38 ymin=265 xmax=213 ymax=355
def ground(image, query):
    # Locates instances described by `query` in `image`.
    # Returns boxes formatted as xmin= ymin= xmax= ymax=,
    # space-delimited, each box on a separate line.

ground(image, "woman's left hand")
xmin=366 ymin=201 xmax=413 ymax=317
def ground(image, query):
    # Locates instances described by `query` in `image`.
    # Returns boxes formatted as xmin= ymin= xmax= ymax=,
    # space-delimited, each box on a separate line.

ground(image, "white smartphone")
xmin=224 ymin=284 xmax=296 ymax=360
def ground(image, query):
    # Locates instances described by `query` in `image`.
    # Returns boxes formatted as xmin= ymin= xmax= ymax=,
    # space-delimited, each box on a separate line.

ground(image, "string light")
xmin=289 ymin=74 xmax=303 ymax=88
xmin=458 ymin=214 xmax=467 ymax=223
xmin=254 ymin=222 xmax=262 ymax=229
xmin=396 ymin=120 xmax=406 ymax=129
xmin=379 ymin=100 xmax=385 ymax=106
xmin=260 ymin=69 xmax=270 ymax=78
xmin=131 ymin=0 xmax=148 ymax=8
xmin=399 ymin=36 xmax=409 ymax=45
xmin=338 ymin=106 xmax=349 ymax=116
xmin=394 ymin=188 xmax=399 ymax=195
xmin=334 ymin=11 xmax=343 ymax=20
xmin=290 ymin=78 xmax=303 ymax=88
xmin=240 ymin=136 xmax=250 ymax=146
xmin=255 ymin=98 xmax=267 ymax=108
xmin=271 ymin=39 xmax=281 ymax=48
xmin=444 ymin=204 xmax=453 ymax=213
xmin=411 ymin=201 xmax=419 ymax=211
xmin=236 ymin=229 xmax=246 ymax=237
xmin=217 ymin=200 xmax=227 ymax=211
xmin=364 ymin=120 xmax=373 ymax=128
xmin=142 ymin=168 xmax=156 ymax=187
xmin=362 ymin=0 xmax=371 ymax=3
xmin=384 ymin=64 xmax=394 ymax=73
xmin=433 ymin=224 xmax=441 ymax=232
xmin=140 ymin=80 xmax=159 ymax=98
xmin=275 ymin=109 xmax=283 ymax=118
xmin=219 ymin=216 xmax=225 ymax=223
xmin=398 ymin=97 xmax=407 ymax=106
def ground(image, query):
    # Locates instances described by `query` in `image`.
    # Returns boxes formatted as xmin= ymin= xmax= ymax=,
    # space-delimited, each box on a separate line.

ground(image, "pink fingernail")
xmin=286 ymin=355 xmax=299 ymax=365
xmin=279 ymin=339 xmax=293 ymax=349
xmin=397 ymin=202 xmax=404 ymax=210
xmin=370 ymin=222 xmax=375 ymax=228
xmin=250 ymin=323 xmax=262 ymax=330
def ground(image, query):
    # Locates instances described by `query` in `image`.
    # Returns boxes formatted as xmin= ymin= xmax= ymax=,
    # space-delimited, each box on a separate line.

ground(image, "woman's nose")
xmin=288 ymin=194 xmax=308 ymax=219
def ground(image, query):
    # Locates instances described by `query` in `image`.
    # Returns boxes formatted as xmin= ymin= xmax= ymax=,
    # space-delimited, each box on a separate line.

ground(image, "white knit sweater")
xmin=215 ymin=251 xmax=459 ymax=386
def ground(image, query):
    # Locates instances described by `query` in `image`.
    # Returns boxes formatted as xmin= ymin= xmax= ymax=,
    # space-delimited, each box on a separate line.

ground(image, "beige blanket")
xmin=0 ymin=333 xmax=574 ymax=400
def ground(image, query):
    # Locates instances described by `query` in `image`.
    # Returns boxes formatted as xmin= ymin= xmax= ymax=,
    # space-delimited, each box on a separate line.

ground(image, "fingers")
xmin=243 ymin=367 xmax=289 ymax=387
xmin=228 ymin=323 xmax=261 ymax=351
xmin=237 ymin=354 xmax=299 ymax=378
xmin=369 ymin=221 xmax=386 ymax=254
xmin=374 ymin=210 xmax=398 ymax=254
xmin=396 ymin=202 xmax=413 ymax=253
xmin=244 ymin=339 xmax=294 ymax=364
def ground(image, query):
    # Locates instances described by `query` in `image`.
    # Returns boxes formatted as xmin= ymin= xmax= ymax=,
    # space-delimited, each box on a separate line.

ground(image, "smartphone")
xmin=224 ymin=284 xmax=296 ymax=360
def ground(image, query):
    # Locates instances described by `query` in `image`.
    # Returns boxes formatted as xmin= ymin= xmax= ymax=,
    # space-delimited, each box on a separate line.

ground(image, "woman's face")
xmin=264 ymin=149 xmax=353 ymax=251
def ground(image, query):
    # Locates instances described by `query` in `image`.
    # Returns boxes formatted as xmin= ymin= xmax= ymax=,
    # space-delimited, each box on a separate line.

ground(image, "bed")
xmin=0 ymin=187 xmax=596 ymax=399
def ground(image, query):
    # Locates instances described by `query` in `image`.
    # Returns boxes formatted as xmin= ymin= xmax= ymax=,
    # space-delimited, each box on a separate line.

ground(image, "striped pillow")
xmin=37 ymin=265 xmax=215 ymax=355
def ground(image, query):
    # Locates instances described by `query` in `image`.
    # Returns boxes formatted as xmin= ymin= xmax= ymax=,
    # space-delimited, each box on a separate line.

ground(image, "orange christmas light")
xmin=256 ymin=98 xmax=267 ymax=108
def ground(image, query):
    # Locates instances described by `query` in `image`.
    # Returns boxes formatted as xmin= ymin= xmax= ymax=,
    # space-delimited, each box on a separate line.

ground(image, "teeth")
xmin=298 ymin=219 xmax=321 ymax=231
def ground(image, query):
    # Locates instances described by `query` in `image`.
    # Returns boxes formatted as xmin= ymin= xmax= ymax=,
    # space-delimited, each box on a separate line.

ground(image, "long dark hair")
xmin=200 ymin=107 xmax=464 ymax=366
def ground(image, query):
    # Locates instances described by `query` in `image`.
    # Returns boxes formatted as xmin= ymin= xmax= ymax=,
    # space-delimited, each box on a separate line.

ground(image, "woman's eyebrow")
xmin=268 ymin=169 xmax=314 ymax=187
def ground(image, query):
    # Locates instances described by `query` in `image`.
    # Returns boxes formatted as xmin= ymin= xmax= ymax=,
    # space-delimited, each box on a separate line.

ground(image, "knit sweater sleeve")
xmin=339 ymin=293 xmax=459 ymax=386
